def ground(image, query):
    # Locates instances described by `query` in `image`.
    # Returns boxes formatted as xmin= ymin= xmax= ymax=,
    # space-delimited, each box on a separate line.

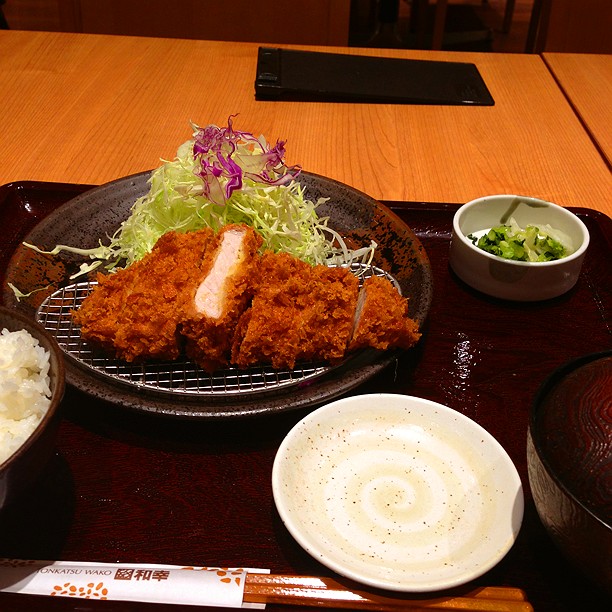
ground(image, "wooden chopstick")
xmin=243 ymin=574 xmax=534 ymax=611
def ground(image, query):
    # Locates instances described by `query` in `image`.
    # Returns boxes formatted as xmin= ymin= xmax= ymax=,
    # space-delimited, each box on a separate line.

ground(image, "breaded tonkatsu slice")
xmin=231 ymin=251 xmax=308 ymax=370
xmin=294 ymin=265 xmax=359 ymax=363
xmin=74 ymin=228 xmax=217 ymax=362
xmin=74 ymin=224 xmax=422 ymax=371
xmin=349 ymin=275 xmax=421 ymax=352
xmin=180 ymin=224 xmax=263 ymax=372
xmin=231 ymin=252 xmax=359 ymax=370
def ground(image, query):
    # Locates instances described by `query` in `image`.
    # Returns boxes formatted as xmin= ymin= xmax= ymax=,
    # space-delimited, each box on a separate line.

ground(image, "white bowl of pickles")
xmin=449 ymin=195 xmax=590 ymax=301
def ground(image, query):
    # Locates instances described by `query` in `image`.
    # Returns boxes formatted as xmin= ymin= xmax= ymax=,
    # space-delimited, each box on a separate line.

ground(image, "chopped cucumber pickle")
xmin=467 ymin=217 xmax=573 ymax=262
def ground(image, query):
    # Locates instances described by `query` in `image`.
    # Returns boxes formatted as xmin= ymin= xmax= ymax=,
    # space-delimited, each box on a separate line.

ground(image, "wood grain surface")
xmin=543 ymin=53 xmax=612 ymax=166
xmin=0 ymin=30 xmax=610 ymax=215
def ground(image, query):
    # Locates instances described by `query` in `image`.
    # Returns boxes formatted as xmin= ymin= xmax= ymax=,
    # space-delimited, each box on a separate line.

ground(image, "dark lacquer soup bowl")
xmin=527 ymin=350 xmax=612 ymax=594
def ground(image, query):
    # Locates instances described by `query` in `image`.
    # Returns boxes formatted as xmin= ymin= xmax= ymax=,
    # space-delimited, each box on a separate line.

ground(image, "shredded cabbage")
xmin=30 ymin=118 xmax=375 ymax=275
xmin=467 ymin=217 xmax=573 ymax=262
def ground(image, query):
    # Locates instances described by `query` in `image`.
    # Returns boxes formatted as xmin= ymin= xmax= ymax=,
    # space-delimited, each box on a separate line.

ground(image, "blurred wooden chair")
xmin=410 ymin=0 xmax=494 ymax=50
xmin=366 ymin=0 xmax=513 ymax=51
xmin=501 ymin=0 xmax=516 ymax=33
xmin=0 ymin=0 xmax=8 ymax=29
xmin=524 ymin=0 xmax=611 ymax=54
xmin=525 ymin=0 xmax=552 ymax=53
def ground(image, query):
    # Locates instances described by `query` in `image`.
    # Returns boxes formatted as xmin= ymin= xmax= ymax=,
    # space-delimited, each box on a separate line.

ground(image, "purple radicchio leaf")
xmin=192 ymin=117 xmax=300 ymax=205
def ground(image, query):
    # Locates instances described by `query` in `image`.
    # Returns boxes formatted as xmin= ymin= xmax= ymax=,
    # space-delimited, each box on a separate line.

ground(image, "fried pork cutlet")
xmin=231 ymin=252 xmax=359 ymax=370
xmin=74 ymin=223 xmax=421 ymax=372
xmin=349 ymin=275 xmax=421 ymax=352
xmin=73 ymin=228 xmax=217 ymax=362
xmin=180 ymin=224 xmax=263 ymax=372
xmin=296 ymin=265 xmax=360 ymax=363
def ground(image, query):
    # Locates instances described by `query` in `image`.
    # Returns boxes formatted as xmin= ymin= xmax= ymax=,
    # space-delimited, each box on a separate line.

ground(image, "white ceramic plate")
xmin=272 ymin=394 xmax=524 ymax=592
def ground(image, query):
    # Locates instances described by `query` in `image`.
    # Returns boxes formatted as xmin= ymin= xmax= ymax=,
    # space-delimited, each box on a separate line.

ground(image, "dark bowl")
xmin=0 ymin=306 xmax=65 ymax=510
xmin=527 ymin=350 xmax=612 ymax=594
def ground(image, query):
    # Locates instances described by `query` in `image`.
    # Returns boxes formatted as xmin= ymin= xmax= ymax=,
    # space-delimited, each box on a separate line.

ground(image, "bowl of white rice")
xmin=0 ymin=306 xmax=65 ymax=510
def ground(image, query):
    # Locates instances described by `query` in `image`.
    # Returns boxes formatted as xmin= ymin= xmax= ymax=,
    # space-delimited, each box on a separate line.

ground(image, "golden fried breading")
xmin=231 ymin=252 xmax=308 ymax=370
xmin=180 ymin=224 xmax=263 ymax=372
xmin=231 ymin=252 xmax=359 ymax=370
xmin=349 ymin=275 xmax=421 ymax=352
xmin=72 ymin=264 xmax=140 ymax=352
xmin=74 ymin=224 xmax=422 ymax=371
xmin=74 ymin=228 xmax=217 ymax=362
xmin=295 ymin=265 xmax=359 ymax=363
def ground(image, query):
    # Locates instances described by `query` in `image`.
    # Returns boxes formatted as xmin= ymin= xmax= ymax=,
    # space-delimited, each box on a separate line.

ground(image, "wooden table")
xmin=1 ymin=30 xmax=611 ymax=612
xmin=0 ymin=30 xmax=610 ymax=216
xmin=543 ymin=53 xmax=612 ymax=166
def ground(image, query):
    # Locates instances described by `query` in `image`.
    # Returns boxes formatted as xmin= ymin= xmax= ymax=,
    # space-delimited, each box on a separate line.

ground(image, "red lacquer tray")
xmin=0 ymin=181 xmax=611 ymax=611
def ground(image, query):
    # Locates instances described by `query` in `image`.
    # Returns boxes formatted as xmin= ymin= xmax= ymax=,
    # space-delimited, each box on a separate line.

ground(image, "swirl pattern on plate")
xmin=273 ymin=394 xmax=523 ymax=592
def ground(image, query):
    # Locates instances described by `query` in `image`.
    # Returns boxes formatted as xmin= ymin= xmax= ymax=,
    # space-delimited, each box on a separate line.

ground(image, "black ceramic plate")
xmin=5 ymin=170 xmax=432 ymax=419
